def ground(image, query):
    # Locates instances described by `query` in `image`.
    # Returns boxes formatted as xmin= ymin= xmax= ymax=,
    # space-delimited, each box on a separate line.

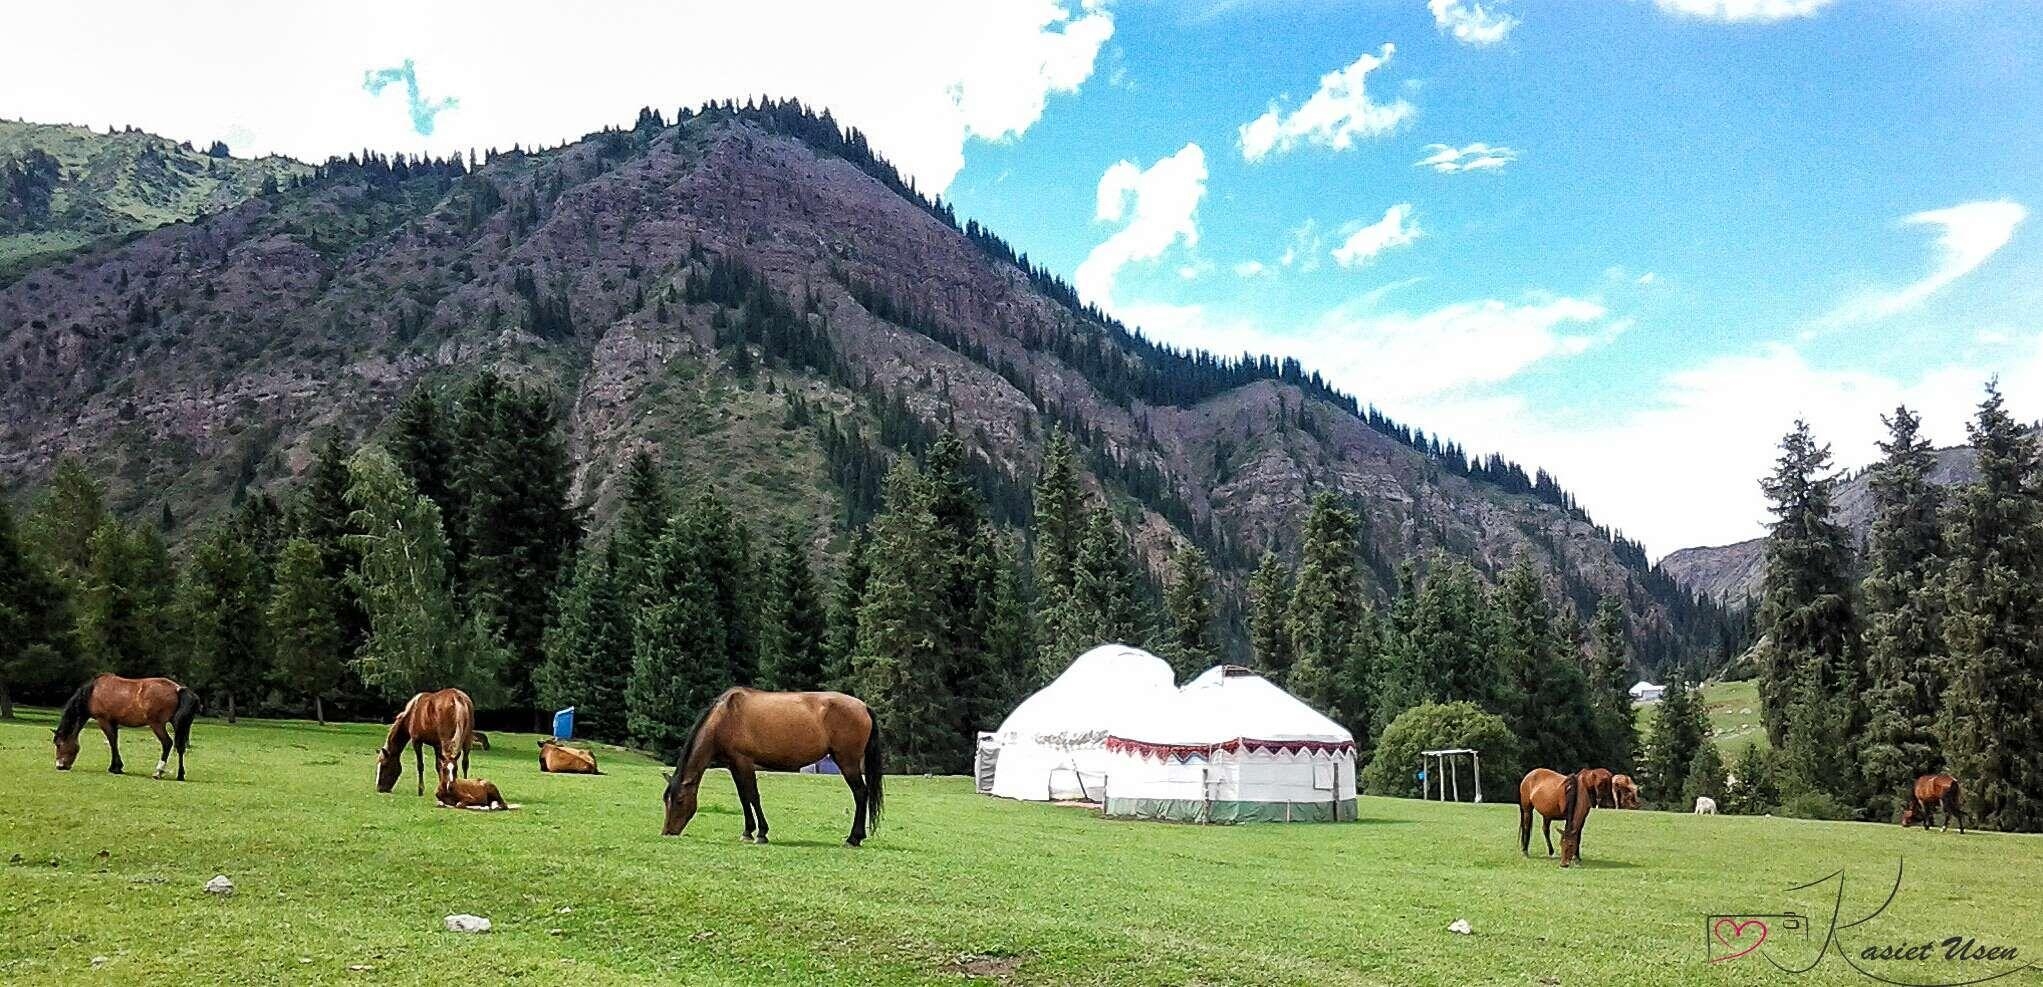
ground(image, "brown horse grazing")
xmin=435 ymin=761 xmax=509 ymax=810
xmin=374 ymin=689 xmax=475 ymax=796
xmin=53 ymin=674 xmax=201 ymax=780
xmin=1519 ymin=768 xmax=1593 ymax=867
xmin=1579 ymin=767 xmax=1616 ymax=809
xmin=662 ymin=688 xmax=883 ymax=846
xmin=1901 ymin=774 xmax=1966 ymax=833
xmin=1611 ymin=774 xmax=1640 ymax=809
xmin=538 ymin=739 xmax=600 ymax=774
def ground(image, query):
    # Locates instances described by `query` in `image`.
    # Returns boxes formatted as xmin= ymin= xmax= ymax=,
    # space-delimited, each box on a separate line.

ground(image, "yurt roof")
xmin=993 ymin=644 xmax=1176 ymax=746
xmin=1109 ymin=665 xmax=1352 ymax=750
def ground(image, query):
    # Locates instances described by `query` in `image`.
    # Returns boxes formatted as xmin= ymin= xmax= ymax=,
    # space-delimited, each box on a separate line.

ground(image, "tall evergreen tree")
xmin=0 ymin=500 xmax=76 ymax=718
xmin=26 ymin=456 xmax=107 ymax=582
xmin=1162 ymin=542 xmax=1216 ymax=680
xmin=179 ymin=526 xmax=267 ymax=722
xmin=267 ymin=537 xmax=345 ymax=724
xmin=1247 ymin=550 xmax=1293 ymax=684
xmin=538 ymin=541 xmax=633 ymax=743
xmin=1031 ymin=429 xmax=1087 ymax=678
xmin=1410 ymin=558 xmax=1496 ymax=710
xmin=1643 ymin=676 xmax=1707 ymax=804
xmin=1682 ymin=740 xmax=1729 ymax=809
xmin=1493 ymin=557 xmax=1600 ymax=772
xmin=78 ymin=521 xmax=176 ymax=678
xmin=686 ymin=492 xmax=759 ymax=688
xmin=822 ymin=528 xmax=871 ymax=691
xmin=1071 ymin=505 xmax=1148 ymax=648
xmin=1286 ymin=493 xmax=1373 ymax=742
xmin=294 ymin=435 xmax=369 ymax=707
xmin=1588 ymin=596 xmax=1637 ymax=769
xmin=979 ymin=543 xmax=1036 ymax=717
xmin=1937 ymin=382 xmax=2043 ymax=832
xmin=853 ymin=459 xmax=958 ymax=773
xmin=390 ymin=384 xmax=455 ymax=515
xmin=1755 ymin=419 xmax=1861 ymax=753
xmin=629 ymin=510 xmax=728 ymax=759
xmin=760 ymin=530 xmax=829 ymax=691
xmin=1371 ymin=560 xmax=1427 ymax=729
xmin=614 ymin=447 xmax=671 ymax=595
xmin=1859 ymin=404 xmax=1949 ymax=819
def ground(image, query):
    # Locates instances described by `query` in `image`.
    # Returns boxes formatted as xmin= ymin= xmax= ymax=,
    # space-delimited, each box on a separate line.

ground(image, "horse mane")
xmin=665 ymin=694 xmax=731 ymax=803
xmin=54 ymin=676 xmax=99 ymax=739
xmin=380 ymin=692 xmax=424 ymax=754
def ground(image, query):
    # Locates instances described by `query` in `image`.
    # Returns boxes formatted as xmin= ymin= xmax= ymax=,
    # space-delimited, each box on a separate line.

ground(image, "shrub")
xmin=1778 ymin=792 xmax=1851 ymax=821
xmin=1363 ymin=702 xmax=1520 ymax=800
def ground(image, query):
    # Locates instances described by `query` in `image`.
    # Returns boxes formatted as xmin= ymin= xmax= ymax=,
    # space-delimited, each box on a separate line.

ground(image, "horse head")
xmin=53 ymin=729 xmax=79 ymax=770
xmin=373 ymin=748 xmax=403 ymax=793
xmin=661 ymin=770 xmax=699 ymax=837
xmin=1900 ymin=804 xmax=1918 ymax=827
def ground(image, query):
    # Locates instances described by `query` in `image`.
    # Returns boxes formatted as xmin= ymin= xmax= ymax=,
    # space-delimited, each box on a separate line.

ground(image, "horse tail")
xmin=54 ymin=676 xmax=98 ymax=739
xmin=1563 ymin=772 xmax=1583 ymax=829
xmin=172 ymin=687 xmax=200 ymax=754
xmin=453 ymin=697 xmax=475 ymax=777
xmin=863 ymin=709 xmax=884 ymax=837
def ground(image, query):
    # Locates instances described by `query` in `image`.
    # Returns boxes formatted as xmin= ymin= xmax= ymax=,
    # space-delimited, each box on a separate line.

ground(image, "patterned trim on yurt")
xmin=1104 ymin=736 xmax=1356 ymax=761
xmin=1104 ymin=797 xmax=1359 ymax=824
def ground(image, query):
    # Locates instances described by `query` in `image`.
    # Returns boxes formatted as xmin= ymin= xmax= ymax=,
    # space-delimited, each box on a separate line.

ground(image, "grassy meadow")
xmin=1 ymin=709 xmax=2035 ymax=986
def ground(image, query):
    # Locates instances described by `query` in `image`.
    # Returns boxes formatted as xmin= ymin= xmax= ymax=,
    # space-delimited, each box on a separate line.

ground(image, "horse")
xmin=1579 ymin=767 xmax=1616 ymax=809
xmin=435 ymin=760 xmax=509 ymax=811
xmin=538 ymin=739 xmax=600 ymax=774
xmin=1901 ymin=774 xmax=1966 ymax=833
xmin=52 ymin=674 xmax=201 ymax=781
xmin=1611 ymin=774 xmax=1640 ymax=809
xmin=661 ymin=688 xmax=883 ymax=847
xmin=1518 ymin=768 xmax=1592 ymax=867
xmin=374 ymin=689 xmax=475 ymax=796
xmin=1694 ymin=796 xmax=1718 ymax=814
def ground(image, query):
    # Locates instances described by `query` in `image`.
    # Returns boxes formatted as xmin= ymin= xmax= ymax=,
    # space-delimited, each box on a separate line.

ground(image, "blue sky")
xmin=5 ymin=0 xmax=2040 ymax=553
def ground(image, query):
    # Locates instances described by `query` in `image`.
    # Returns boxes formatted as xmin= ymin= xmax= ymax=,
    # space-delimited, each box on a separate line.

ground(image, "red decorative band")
xmin=1105 ymin=736 xmax=1355 ymax=761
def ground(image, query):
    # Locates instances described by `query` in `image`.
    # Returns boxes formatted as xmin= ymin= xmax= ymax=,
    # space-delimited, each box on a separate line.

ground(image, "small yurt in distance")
xmin=984 ymin=644 xmax=1177 ymax=802
xmin=1103 ymin=665 xmax=1357 ymax=823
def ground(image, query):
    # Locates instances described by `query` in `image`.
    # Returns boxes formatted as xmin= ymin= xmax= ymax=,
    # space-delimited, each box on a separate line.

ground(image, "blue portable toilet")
xmin=552 ymin=706 xmax=575 ymax=741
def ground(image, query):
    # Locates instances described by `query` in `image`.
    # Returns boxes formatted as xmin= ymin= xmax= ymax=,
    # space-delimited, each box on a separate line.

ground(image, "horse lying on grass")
xmin=53 ymin=674 xmax=201 ymax=781
xmin=1518 ymin=768 xmax=1593 ymax=867
xmin=538 ymin=739 xmax=600 ymax=774
xmin=662 ymin=688 xmax=882 ymax=846
xmin=1611 ymin=774 xmax=1640 ymax=809
xmin=436 ymin=760 xmax=512 ymax=811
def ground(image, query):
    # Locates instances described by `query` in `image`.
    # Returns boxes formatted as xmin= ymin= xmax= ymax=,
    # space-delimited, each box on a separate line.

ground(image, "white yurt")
xmin=983 ymin=644 xmax=1177 ymax=802
xmin=1103 ymin=665 xmax=1357 ymax=823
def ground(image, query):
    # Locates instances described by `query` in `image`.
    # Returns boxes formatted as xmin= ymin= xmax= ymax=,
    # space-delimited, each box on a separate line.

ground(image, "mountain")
xmin=0 ymin=101 xmax=1739 ymax=671
xmin=1660 ymin=444 xmax=1981 ymax=605
xmin=1 ymin=120 xmax=308 ymax=280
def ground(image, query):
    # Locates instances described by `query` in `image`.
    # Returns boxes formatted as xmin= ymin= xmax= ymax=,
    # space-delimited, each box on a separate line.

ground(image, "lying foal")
xmin=435 ymin=759 xmax=511 ymax=811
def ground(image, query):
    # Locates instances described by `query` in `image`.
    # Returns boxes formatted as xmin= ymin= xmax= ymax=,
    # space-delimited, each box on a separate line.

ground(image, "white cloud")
xmin=1826 ymin=199 xmax=2027 ymax=324
xmin=1075 ymin=143 xmax=1208 ymax=305
xmin=1429 ymin=0 xmax=1518 ymax=46
xmin=1239 ymin=44 xmax=1415 ymax=162
xmin=1415 ymin=141 xmax=1518 ymax=173
xmin=1279 ymin=219 xmax=1325 ymax=271
xmin=1650 ymin=0 xmax=1835 ymax=22
xmin=1332 ymin=204 xmax=1423 ymax=267
xmin=0 ymin=0 xmax=1113 ymax=193
xmin=1233 ymin=260 xmax=1270 ymax=278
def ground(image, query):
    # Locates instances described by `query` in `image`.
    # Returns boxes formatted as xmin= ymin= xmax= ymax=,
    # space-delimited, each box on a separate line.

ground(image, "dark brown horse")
xmin=374 ymin=689 xmax=475 ymax=796
xmin=1901 ymin=773 xmax=1966 ymax=833
xmin=538 ymin=739 xmax=600 ymax=774
xmin=1611 ymin=774 xmax=1640 ymax=809
xmin=53 ymin=674 xmax=201 ymax=780
xmin=1519 ymin=768 xmax=1593 ymax=867
xmin=661 ymin=688 xmax=883 ymax=846
xmin=1579 ymin=767 xmax=1616 ymax=809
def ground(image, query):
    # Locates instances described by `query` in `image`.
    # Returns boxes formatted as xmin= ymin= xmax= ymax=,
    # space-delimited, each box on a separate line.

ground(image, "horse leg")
xmin=843 ymin=763 xmax=870 ymax=847
xmin=1543 ymin=816 xmax=1556 ymax=857
xmin=414 ymin=741 xmax=426 ymax=796
xmin=733 ymin=763 xmax=768 ymax=844
xmin=102 ymin=721 xmax=123 ymax=774
xmin=150 ymin=723 xmax=172 ymax=780
xmin=1518 ymin=801 xmax=1532 ymax=857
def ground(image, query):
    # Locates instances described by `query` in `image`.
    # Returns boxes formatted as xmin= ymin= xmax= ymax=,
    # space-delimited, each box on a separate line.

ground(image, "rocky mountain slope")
xmin=1660 ymin=444 xmax=1981 ymax=605
xmin=0 ymin=103 xmax=1736 ymax=669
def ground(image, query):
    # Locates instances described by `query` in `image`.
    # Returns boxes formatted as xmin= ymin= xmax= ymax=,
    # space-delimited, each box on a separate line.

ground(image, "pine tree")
xmin=1937 ymin=382 xmax=2043 ymax=831
xmin=614 ymin=447 xmax=671 ymax=595
xmin=344 ymin=447 xmax=507 ymax=703
xmin=1859 ymin=404 xmax=1948 ymax=819
xmin=1728 ymin=743 xmax=1779 ymax=815
xmin=1286 ymin=493 xmax=1372 ymax=742
xmin=0 ymin=500 xmax=76 ymax=718
xmin=1682 ymin=740 xmax=1728 ymax=808
xmin=760 ymin=530 xmax=829 ymax=691
xmin=26 ymin=457 xmax=108 ymax=582
xmin=1643 ymin=676 xmax=1707 ymax=804
xmin=1162 ymin=542 xmax=1216 ymax=680
xmin=390 ymin=384 xmax=455 ymax=514
xmin=538 ymin=542 xmax=633 ymax=743
xmin=629 ymin=513 xmax=728 ymax=759
xmin=823 ymin=528 xmax=870 ymax=691
xmin=1247 ymin=550 xmax=1293 ymax=683
xmin=1589 ymin=596 xmax=1637 ymax=769
xmin=179 ymin=526 xmax=267 ymax=722
xmin=686 ymin=492 xmax=759 ymax=688
xmin=294 ymin=435 xmax=369 ymax=705
xmin=1371 ymin=560 xmax=1427 ymax=729
xmin=1756 ymin=419 xmax=1861 ymax=751
xmin=1031 ymin=429 xmax=1087 ymax=679
xmin=1411 ymin=558 xmax=1496 ymax=710
xmin=1494 ymin=556 xmax=1600 ymax=772
xmin=78 ymin=521 xmax=176 ymax=678
xmin=979 ymin=544 xmax=1036 ymax=717
xmin=853 ymin=459 xmax=958 ymax=773
xmin=268 ymin=538 xmax=344 ymax=724
xmin=1071 ymin=505 xmax=1148 ymax=647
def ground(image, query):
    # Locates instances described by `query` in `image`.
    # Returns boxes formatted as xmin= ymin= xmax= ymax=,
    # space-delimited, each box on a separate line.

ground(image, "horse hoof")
xmin=756 ymin=836 xmax=769 ymax=845
xmin=846 ymin=838 xmax=863 ymax=848
xmin=740 ymin=835 xmax=755 ymax=844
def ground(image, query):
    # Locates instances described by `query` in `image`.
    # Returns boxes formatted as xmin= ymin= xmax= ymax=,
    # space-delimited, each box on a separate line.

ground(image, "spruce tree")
xmin=1371 ymin=560 xmax=1427 ymax=729
xmin=1072 ymin=505 xmax=1148 ymax=648
xmin=1162 ymin=542 xmax=1216 ymax=680
xmin=823 ymin=528 xmax=870 ymax=691
xmin=686 ymin=492 xmax=759 ymax=688
xmin=294 ymin=435 xmax=368 ymax=704
xmin=1247 ymin=550 xmax=1293 ymax=683
xmin=78 ymin=521 xmax=176 ymax=678
xmin=1411 ymin=558 xmax=1496 ymax=710
xmin=390 ymin=384 xmax=454 ymax=514
xmin=1937 ymin=382 xmax=2043 ymax=831
xmin=614 ymin=447 xmax=671 ymax=595
xmin=1494 ymin=556 xmax=1600 ymax=772
xmin=1589 ymin=596 xmax=1637 ymax=769
xmin=979 ymin=543 xmax=1036 ymax=715
xmin=538 ymin=542 xmax=633 ymax=743
xmin=1682 ymin=740 xmax=1728 ymax=809
xmin=1755 ymin=419 xmax=1860 ymax=751
xmin=179 ymin=526 xmax=267 ymax=722
xmin=853 ymin=458 xmax=958 ymax=773
xmin=1859 ymin=405 xmax=1948 ymax=819
xmin=1031 ymin=430 xmax=1087 ymax=678
xmin=1643 ymin=676 xmax=1707 ymax=804
xmin=629 ymin=512 xmax=728 ymax=759
xmin=26 ymin=456 xmax=107 ymax=582
xmin=760 ymin=530 xmax=828 ymax=691
xmin=1286 ymin=493 xmax=1372 ymax=742
xmin=1729 ymin=743 xmax=1779 ymax=815
xmin=268 ymin=537 xmax=344 ymax=724
xmin=0 ymin=500 xmax=76 ymax=718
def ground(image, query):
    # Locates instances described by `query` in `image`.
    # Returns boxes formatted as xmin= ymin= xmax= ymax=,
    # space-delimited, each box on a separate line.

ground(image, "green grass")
xmin=1639 ymin=679 xmax=1770 ymax=755
xmin=3 ymin=710 xmax=2035 ymax=986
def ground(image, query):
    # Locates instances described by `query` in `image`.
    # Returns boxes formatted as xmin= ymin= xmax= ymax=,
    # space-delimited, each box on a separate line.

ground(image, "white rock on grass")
xmin=444 ymin=914 xmax=493 ymax=934
xmin=1448 ymin=919 xmax=1473 ymax=936
xmin=204 ymin=875 xmax=234 ymax=896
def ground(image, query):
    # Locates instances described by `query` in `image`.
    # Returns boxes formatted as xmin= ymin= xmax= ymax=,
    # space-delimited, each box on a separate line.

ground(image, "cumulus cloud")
xmin=1332 ymin=204 xmax=1423 ymax=267
xmin=0 ymin=0 xmax=1113 ymax=192
xmin=1826 ymin=199 xmax=2027 ymax=324
xmin=1415 ymin=142 xmax=1518 ymax=173
xmin=1429 ymin=0 xmax=1518 ymax=46
xmin=1650 ymin=0 xmax=1835 ymax=22
xmin=1239 ymin=44 xmax=1414 ymax=162
xmin=1075 ymin=143 xmax=1208 ymax=305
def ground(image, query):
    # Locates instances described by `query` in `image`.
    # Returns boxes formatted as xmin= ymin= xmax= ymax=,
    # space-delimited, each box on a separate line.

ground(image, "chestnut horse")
xmin=374 ymin=689 xmax=475 ymax=796
xmin=435 ymin=760 xmax=509 ymax=810
xmin=538 ymin=739 xmax=600 ymax=774
xmin=1611 ymin=774 xmax=1640 ymax=809
xmin=1579 ymin=767 xmax=1616 ymax=809
xmin=661 ymin=688 xmax=883 ymax=846
xmin=1519 ymin=768 xmax=1593 ymax=867
xmin=1900 ymin=773 xmax=1966 ymax=833
xmin=53 ymin=674 xmax=201 ymax=780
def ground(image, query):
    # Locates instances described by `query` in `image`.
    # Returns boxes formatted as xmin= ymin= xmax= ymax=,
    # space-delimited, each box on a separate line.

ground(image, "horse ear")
xmin=662 ymin=770 xmax=675 ymax=783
